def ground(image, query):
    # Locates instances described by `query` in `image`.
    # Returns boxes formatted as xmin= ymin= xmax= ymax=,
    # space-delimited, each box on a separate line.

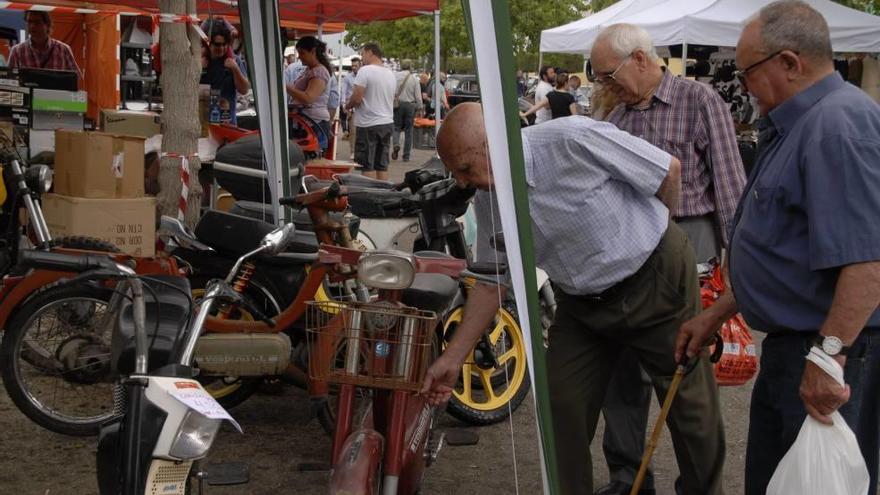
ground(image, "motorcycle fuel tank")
xmin=194 ymin=333 xmax=291 ymax=376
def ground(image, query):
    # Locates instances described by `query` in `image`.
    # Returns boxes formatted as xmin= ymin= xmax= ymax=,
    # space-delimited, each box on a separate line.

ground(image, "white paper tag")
xmin=111 ymin=152 xmax=124 ymax=179
xmin=170 ymin=382 xmax=242 ymax=432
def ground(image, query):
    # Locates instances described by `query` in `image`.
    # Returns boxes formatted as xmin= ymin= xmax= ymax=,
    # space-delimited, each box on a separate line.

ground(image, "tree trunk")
xmin=158 ymin=0 xmax=203 ymax=228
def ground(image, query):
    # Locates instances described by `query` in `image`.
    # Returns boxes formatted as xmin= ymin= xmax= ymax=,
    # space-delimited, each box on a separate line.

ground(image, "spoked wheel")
xmin=443 ymin=306 xmax=530 ymax=425
xmin=0 ymin=284 xmax=118 ymax=436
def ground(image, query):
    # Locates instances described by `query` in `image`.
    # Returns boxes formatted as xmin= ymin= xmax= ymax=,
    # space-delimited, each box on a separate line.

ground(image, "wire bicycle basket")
xmin=306 ymin=300 xmax=438 ymax=392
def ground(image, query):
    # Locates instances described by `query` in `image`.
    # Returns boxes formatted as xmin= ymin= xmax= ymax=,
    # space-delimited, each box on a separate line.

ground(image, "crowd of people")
xmin=421 ymin=2 xmax=880 ymax=495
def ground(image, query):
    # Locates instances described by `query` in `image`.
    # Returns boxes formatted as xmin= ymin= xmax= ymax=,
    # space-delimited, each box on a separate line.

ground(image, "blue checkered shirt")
xmin=518 ymin=116 xmax=672 ymax=295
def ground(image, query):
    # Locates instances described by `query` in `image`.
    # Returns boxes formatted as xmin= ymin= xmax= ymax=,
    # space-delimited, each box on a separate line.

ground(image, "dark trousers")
xmin=354 ymin=123 xmax=393 ymax=172
xmin=600 ymin=214 xmax=721 ymax=489
xmin=392 ymin=101 xmax=416 ymax=160
xmin=548 ymin=223 xmax=725 ymax=495
xmin=745 ymin=329 xmax=880 ymax=495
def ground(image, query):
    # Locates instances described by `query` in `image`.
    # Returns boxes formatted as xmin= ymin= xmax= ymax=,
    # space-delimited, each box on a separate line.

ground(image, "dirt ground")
xmin=0 ymin=141 xmax=757 ymax=494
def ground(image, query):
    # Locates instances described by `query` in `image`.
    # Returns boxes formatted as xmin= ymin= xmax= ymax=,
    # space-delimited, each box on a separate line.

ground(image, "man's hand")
xmin=800 ymin=357 xmax=851 ymax=425
xmin=420 ymin=353 xmax=463 ymax=406
xmin=223 ymin=57 xmax=238 ymax=71
xmin=675 ymin=310 xmax=721 ymax=363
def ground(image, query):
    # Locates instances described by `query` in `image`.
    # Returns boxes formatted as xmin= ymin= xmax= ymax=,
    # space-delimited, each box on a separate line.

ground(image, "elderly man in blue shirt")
xmin=421 ymin=103 xmax=725 ymax=495
xmin=676 ymin=2 xmax=880 ymax=494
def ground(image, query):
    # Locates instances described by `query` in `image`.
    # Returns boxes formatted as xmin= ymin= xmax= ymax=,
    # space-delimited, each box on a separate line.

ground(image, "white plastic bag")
xmin=766 ymin=348 xmax=869 ymax=495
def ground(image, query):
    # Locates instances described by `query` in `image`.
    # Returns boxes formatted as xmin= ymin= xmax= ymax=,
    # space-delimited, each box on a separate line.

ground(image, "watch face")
xmin=822 ymin=336 xmax=844 ymax=355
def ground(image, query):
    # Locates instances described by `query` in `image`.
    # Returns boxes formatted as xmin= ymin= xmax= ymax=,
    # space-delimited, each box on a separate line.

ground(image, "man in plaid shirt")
xmin=589 ymin=23 xmax=746 ymax=495
xmin=8 ymin=12 xmax=80 ymax=75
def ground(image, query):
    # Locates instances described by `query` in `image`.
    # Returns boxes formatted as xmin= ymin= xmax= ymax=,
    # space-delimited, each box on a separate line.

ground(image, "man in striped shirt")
xmin=590 ymin=24 xmax=745 ymax=495
xmin=8 ymin=11 xmax=80 ymax=76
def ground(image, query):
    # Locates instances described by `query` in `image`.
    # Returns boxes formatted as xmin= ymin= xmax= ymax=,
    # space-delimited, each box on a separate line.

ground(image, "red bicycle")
xmin=307 ymin=249 xmax=470 ymax=494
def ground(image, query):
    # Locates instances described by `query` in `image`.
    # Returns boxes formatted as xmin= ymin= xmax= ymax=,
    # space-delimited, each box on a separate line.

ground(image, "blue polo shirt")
xmin=729 ymin=73 xmax=880 ymax=332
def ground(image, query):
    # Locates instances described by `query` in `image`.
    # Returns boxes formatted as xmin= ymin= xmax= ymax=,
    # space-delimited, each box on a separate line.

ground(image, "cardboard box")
xmin=42 ymin=194 xmax=156 ymax=256
xmin=54 ymin=130 xmax=145 ymax=198
xmin=101 ymin=109 xmax=161 ymax=138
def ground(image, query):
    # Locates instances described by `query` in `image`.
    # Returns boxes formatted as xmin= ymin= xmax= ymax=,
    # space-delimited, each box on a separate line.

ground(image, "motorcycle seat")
xmin=333 ymin=173 xmax=396 ymax=190
xmin=401 ymin=273 xmax=459 ymax=316
xmin=194 ymin=210 xmax=319 ymax=256
xmin=348 ymin=188 xmax=419 ymax=219
xmin=229 ymin=200 xmax=361 ymax=238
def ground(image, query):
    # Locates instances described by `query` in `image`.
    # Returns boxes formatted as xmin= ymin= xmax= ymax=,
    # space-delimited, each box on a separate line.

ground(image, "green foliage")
xmin=834 ymin=0 xmax=880 ymax=14
xmin=344 ymin=0 xmax=589 ymax=70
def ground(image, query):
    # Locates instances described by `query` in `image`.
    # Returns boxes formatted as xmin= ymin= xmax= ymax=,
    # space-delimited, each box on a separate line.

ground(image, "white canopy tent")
xmin=539 ymin=0 xmax=667 ymax=54
xmin=541 ymin=0 xmax=880 ymax=55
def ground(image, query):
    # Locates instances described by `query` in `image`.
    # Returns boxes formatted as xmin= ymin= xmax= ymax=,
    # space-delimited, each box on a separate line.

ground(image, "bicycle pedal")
xmin=423 ymin=431 xmax=446 ymax=466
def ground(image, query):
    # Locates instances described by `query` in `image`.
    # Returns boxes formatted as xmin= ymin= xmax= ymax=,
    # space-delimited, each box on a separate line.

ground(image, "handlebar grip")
xmin=18 ymin=250 xmax=117 ymax=273
xmin=279 ymin=196 xmax=298 ymax=206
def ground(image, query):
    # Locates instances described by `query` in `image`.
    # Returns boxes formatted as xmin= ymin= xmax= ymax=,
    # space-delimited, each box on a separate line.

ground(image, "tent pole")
xmin=333 ymin=34 xmax=344 ymax=160
xmin=537 ymin=51 xmax=543 ymax=76
xmin=681 ymin=42 xmax=688 ymax=77
xmin=434 ymin=9 xmax=441 ymax=140
xmin=317 ymin=22 xmax=323 ymax=40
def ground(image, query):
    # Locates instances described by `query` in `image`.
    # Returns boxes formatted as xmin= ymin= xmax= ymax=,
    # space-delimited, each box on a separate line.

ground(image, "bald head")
xmin=437 ymin=103 xmax=492 ymax=190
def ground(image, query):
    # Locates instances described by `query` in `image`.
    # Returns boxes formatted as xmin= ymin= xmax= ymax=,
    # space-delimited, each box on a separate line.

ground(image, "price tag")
xmin=170 ymin=382 xmax=242 ymax=432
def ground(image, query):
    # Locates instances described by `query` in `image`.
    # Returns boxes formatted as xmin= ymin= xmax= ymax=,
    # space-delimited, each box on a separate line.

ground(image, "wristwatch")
xmin=815 ymin=335 xmax=850 ymax=356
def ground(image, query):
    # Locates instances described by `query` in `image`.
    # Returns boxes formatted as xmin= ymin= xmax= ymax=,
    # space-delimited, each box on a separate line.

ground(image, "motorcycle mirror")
xmin=259 ymin=223 xmax=296 ymax=255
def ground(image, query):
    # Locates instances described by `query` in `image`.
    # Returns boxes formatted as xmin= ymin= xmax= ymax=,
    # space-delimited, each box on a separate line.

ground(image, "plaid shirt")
xmin=8 ymin=38 xmax=80 ymax=74
xmin=607 ymin=70 xmax=745 ymax=246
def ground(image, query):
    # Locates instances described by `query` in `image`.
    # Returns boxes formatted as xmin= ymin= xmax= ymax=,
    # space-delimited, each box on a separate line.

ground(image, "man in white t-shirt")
xmin=534 ymin=65 xmax=556 ymax=124
xmin=344 ymin=43 xmax=395 ymax=180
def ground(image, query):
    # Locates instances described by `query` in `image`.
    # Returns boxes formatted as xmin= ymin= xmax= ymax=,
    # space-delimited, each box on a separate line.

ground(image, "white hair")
xmin=595 ymin=23 xmax=659 ymax=60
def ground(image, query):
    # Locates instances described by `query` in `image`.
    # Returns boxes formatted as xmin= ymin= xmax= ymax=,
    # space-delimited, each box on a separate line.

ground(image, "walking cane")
xmin=629 ymin=334 xmax=724 ymax=495
xmin=629 ymin=362 xmax=687 ymax=495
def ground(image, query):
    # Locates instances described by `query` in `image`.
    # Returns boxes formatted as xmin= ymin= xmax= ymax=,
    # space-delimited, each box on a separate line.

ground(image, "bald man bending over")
xmin=421 ymin=103 xmax=725 ymax=495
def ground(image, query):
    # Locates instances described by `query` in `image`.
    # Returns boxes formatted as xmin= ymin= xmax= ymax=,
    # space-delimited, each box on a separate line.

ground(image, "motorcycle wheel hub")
xmin=55 ymin=335 xmax=111 ymax=384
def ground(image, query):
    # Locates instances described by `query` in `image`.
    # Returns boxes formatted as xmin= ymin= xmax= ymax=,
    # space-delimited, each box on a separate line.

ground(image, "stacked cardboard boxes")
xmin=43 ymin=130 xmax=156 ymax=256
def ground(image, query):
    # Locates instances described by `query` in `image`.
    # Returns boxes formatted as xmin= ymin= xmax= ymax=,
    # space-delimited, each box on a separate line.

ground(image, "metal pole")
xmin=434 ymin=9 xmax=441 ymax=139
xmin=681 ymin=42 xmax=688 ymax=77
xmin=537 ymin=52 xmax=543 ymax=76
xmin=317 ymin=21 xmax=323 ymax=40
xmin=333 ymin=35 xmax=344 ymax=160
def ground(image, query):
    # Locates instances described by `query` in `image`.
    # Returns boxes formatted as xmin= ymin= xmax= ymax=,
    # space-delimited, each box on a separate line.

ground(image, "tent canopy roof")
xmin=32 ymin=0 xmax=439 ymax=24
xmin=541 ymin=0 xmax=880 ymax=55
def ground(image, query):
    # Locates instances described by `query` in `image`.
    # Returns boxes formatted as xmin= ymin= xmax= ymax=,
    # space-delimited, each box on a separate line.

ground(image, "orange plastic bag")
xmin=700 ymin=261 xmax=758 ymax=386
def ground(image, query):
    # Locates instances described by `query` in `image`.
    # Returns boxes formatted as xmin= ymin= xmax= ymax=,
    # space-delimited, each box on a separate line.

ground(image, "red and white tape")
xmin=163 ymin=152 xmax=198 ymax=221
xmin=157 ymin=13 xmax=208 ymax=42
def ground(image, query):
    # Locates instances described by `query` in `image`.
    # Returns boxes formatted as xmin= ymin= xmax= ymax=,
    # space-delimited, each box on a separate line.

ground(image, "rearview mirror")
xmin=260 ymin=223 xmax=296 ymax=255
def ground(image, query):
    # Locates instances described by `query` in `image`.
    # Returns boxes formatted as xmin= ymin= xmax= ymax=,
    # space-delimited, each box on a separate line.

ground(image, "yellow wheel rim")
xmin=191 ymin=287 xmax=256 ymax=400
xmin=444 ymin=307 xmax=527 ymax=411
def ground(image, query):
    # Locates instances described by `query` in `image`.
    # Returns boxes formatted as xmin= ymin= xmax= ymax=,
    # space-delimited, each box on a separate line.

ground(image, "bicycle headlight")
xmin=357 ymin=251 xmax=416 ymax=289
xmin=168 ymin=410 xmax=222 ymax=460
xmin=25 ymin=164 xmax=53 ymax=194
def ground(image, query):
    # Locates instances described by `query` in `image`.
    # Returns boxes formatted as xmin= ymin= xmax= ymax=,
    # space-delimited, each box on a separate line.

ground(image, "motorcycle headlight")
xmin=357 ymin=251 xmax=416 ymax=290
xmin=25 ymin=164 xmax=53 ymax=194
xmin=168 ymin=410 xmax=221 ymax=460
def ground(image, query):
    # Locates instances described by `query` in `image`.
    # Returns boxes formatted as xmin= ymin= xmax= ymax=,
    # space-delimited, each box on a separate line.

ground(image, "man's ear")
xmin=780 ymin=50 xmax=803 ymax=78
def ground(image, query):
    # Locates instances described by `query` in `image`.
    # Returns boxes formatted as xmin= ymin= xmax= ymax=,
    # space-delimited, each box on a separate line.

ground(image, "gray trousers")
xmin=392 ymin=101 xmax=416 ymax=160
xmin=601 ymin=214 xmax=721 ymax=490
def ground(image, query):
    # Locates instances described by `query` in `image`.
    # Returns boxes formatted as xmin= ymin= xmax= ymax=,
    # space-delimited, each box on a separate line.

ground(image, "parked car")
xmin=445 ymin=74 xmax=481 ymax=107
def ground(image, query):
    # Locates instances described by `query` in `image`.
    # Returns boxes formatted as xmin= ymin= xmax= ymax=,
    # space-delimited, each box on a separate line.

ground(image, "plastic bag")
xmin=712 ymin=314 xmax=758 ymax=386
xmin=766 ymin=349 xmax=870 ymax=495
xmin=700 ymin=262 xmax=758 ymax=386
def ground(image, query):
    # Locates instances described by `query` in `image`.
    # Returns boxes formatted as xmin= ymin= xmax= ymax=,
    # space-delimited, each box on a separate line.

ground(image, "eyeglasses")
xmin=594 ymin=55 xmax=631 ymax=85
xmin=733 ymin=50 xmax=783 ymax=90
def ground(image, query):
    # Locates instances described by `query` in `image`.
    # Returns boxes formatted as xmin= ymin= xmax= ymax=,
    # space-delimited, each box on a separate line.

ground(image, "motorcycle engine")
xmin=194 ymin=333 xmax=291 ymax=376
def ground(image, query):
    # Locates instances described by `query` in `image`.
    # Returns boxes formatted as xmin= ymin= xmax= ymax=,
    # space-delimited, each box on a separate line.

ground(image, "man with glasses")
xmin=677 ymin=2 xmax=880 ymax=494
xmin=589 ymin=23 xmax=745 ymax=495
xmin=200 ymin=22 xmax=250 ymax=125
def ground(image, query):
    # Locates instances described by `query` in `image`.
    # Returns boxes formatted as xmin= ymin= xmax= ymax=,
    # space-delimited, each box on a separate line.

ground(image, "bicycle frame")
xmin=328 ymin=254 xmax=466 ymax=495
